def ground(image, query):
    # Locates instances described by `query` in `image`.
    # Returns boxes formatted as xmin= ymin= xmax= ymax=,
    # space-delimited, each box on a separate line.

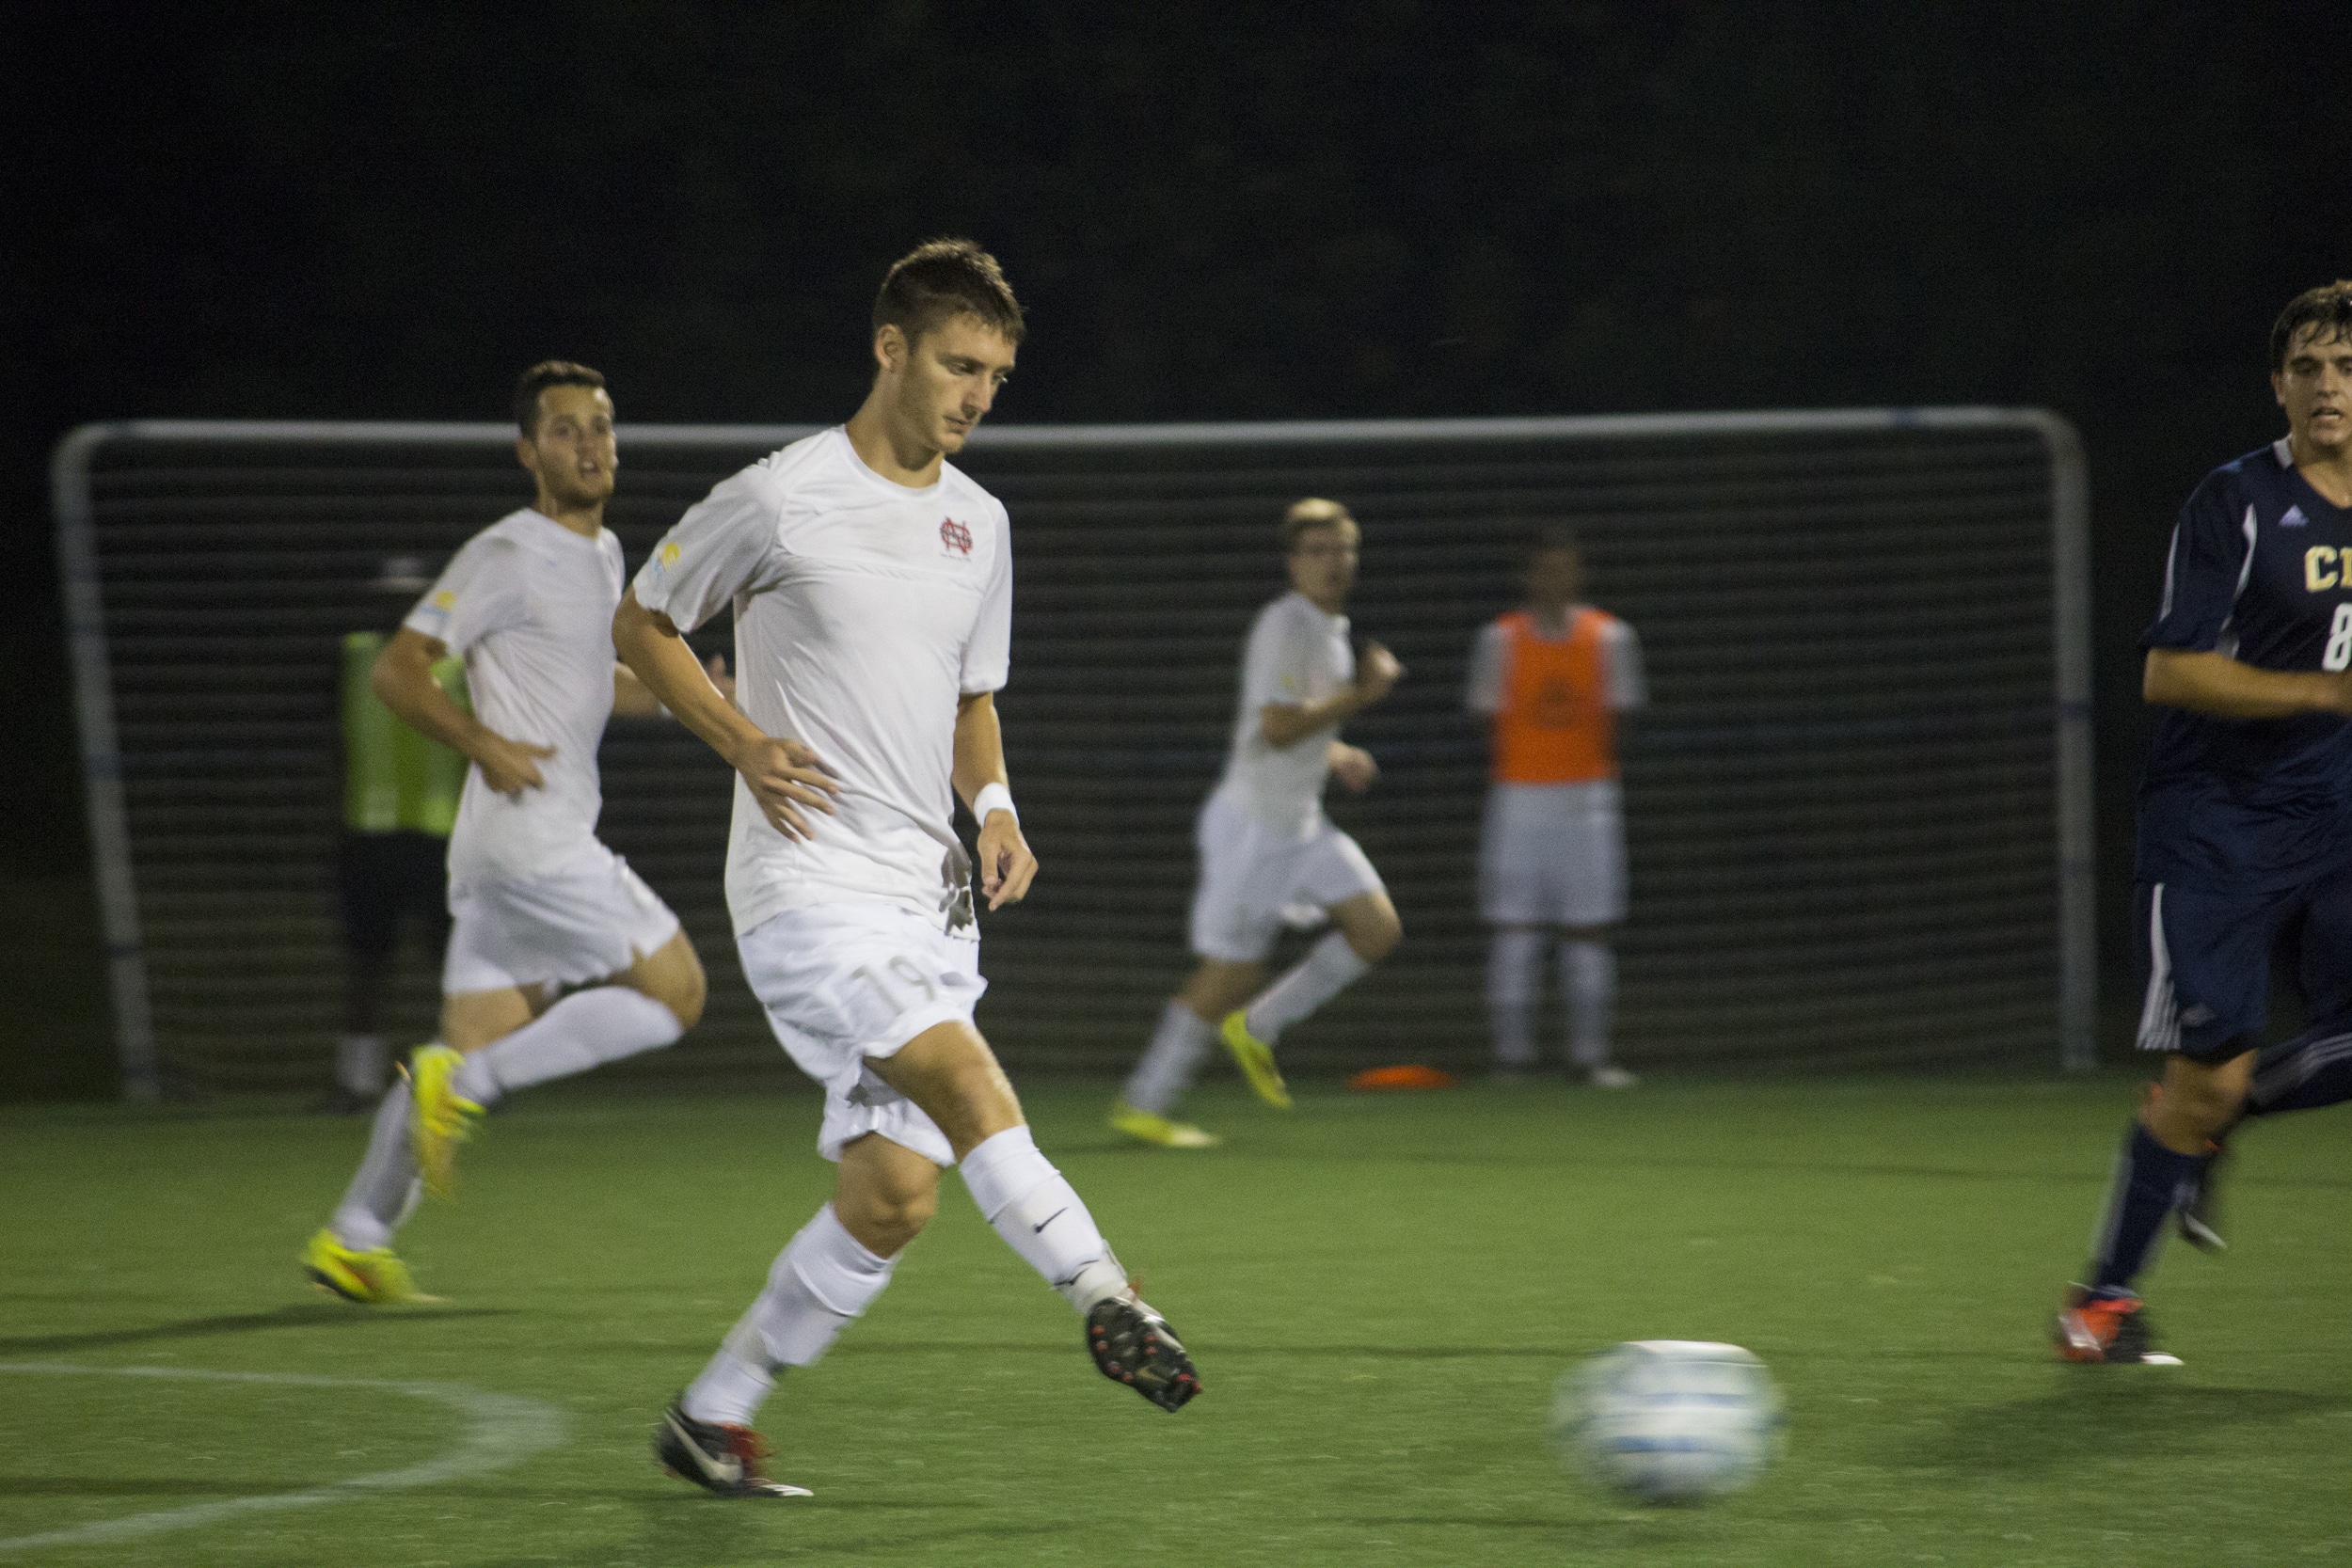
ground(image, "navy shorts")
xmin=2135 ymin=870 xmax=2352 ymax=1064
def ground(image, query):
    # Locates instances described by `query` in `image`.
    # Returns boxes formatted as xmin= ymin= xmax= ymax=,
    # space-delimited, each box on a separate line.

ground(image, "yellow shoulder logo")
xmin=432 ymin=591 xmax=456 ymax=610
xmin=660 ymin=542 xmax=681 ymax=568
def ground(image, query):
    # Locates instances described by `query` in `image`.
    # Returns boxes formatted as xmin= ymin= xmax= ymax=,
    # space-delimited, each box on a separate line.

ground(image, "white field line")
xmin=0 ymin=1361 xmax=567 ymax=1556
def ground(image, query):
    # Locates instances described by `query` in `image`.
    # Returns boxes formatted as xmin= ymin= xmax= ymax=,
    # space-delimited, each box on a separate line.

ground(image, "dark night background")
xmin=5 ymin=1 xmax=2348 ymax=1097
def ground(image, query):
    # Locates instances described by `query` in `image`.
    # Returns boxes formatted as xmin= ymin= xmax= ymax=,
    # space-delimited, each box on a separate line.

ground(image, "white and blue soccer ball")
xmin=1550 ymin=1339 xmax=1783 ymax=1502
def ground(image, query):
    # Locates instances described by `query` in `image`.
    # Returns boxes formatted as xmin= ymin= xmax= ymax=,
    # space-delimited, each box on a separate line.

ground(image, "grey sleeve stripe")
xmin=2133 ymin=884 xmax=2179 ymax=1053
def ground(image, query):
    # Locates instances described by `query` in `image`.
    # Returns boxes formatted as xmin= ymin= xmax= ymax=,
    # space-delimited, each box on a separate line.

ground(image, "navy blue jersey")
xmin=2137 ymin=440 xmax=2352 ymax=891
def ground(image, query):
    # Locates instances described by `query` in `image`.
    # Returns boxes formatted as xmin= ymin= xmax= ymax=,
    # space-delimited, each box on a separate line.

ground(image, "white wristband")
xmin=972 ymin=783 xmax=1018 ymax=826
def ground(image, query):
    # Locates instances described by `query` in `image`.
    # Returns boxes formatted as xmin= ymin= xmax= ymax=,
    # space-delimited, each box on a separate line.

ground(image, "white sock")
xmin=682 ymin=1204 xmax=897 ymax=1427
xmin=959 ymin=1126 xmax=1126 ymax=1312
xmin=330 ymin=1079 xmax=421 ymax=1251
xmin=1243 ymin=930 xmax=1371 ymax=1044
xmin=336 ymin=1032 xmax=389 ymax=1096
xmin=1120 ymin=1002 xmax=1216 ymax=1114
xmin=1563 ymin=940 xmax=1616 ymax=1068
xmin=450 ymin=987 xmax=683 ymax=1106
xmin=1486 ymin=928 xmax=1544 ymax=1066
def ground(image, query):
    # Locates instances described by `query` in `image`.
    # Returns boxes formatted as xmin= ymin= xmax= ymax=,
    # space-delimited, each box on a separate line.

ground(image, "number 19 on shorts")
xmin=2327 ymin=604 xmax=2352 ymax=672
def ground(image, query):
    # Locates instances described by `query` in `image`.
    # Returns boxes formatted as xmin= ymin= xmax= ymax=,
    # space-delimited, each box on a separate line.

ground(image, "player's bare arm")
xmin=369 ymin=626 xmax=553 ymax=798
xmin=612 ymin=589 xmax=838 ymax=839
xmin=1259 ymin=641 xmax=1404 ymax=747
xmin=611 ymin=654 xmax=731 ymax=719
xmin=1326 ymin=740 xmax=1379 ymax=793
xmin=2142 ymin=647 xmax=2352 ymax=719
xmin=952 ymin=690 xmax=1037 ymax=910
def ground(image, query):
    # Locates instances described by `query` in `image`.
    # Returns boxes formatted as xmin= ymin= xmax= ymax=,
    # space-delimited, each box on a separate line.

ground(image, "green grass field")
xmin=4 ymin=1073 xmax=2349 ymax=1566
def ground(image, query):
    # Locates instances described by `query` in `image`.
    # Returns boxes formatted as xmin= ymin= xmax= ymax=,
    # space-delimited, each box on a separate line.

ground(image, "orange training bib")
xmin=1489 ymin=609 xmax=1618 ymax=784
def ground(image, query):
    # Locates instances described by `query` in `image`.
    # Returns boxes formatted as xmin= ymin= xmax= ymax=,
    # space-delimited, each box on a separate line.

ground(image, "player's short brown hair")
xmin=2270 ymin=281 xmax=2352 ymax=372
xmin=874 ymin=239 xmax=1025 ymax=350
xmin=513 ymin=361 xmax=608 ymax=436
xmin=1280 ymin=498 xmax=1357 ymax=550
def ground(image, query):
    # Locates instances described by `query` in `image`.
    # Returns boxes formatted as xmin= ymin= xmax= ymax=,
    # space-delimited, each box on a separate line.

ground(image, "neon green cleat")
xmin=1219 ymin=1011 xmax=1292 ymax=1111
xmin=302 ymin=1227 xmax=431 ymax=1304
xmin=406 ymin=1044 xmax=484 ymax=1200
xmin=1109 ymin=1101 xmax=1222 ymax=1148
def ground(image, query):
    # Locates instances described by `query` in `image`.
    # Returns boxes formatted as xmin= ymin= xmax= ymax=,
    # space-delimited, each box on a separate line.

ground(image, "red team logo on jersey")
xmin=940 ymin=516 xmax=973 ymax=556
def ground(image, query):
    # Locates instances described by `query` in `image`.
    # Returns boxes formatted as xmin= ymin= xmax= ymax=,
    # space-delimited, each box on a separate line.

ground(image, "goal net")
xmin=55 ymin=412 xmax=2091 ymax=1098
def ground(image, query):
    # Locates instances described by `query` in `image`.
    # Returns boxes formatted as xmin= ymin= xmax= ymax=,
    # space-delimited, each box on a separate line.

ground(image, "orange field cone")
xmin=1347 ymin=1064 xmax=1459 ymax=1092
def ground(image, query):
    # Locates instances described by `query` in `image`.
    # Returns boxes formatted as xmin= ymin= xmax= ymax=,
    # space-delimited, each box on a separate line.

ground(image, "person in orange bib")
xmin=1464 ymin=528 xmax=1645 ymax=1085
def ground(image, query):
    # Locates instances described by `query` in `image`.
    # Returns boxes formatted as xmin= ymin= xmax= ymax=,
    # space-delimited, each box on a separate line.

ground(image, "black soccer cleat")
xmin=2053 ymin=1287 xmax=2180 ymax=1365
xmin=1087 ymin=1295 xmax=1201 ymax=1411
xmin=653 ymin=1400 xmax=811 ymax=1497
xmin=2177 ymin=1137 xmax=2229 ymax=1252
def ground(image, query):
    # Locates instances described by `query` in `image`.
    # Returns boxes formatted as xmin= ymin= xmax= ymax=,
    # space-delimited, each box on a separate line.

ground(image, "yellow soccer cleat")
xmin=405 ymin=1044 xmax=484 ymax=1200
xmin=1219 ymin=1011 xmax=1292 ymax=1111
xmin=1109 ymin=1101 xmax=1222 ymax=1148
xmin=302 ymin=1227 xmax=430 ymax=1305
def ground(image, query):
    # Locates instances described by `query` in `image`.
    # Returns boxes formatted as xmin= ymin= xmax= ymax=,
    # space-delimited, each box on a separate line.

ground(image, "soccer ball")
xmin=1550 ymin=1339 xmax=1783 ymax=1502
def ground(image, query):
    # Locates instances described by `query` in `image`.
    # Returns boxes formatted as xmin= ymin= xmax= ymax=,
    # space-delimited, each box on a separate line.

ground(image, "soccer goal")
xmin=54 ymin=411 xmax=2091 ymax=1100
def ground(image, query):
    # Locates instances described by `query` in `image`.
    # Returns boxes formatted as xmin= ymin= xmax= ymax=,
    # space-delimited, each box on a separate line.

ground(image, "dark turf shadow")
xmin=0 ymin=1301 xmax=514 ymax=1354
xmin=1909 ymin=1380 xmax=2352 ymax=1473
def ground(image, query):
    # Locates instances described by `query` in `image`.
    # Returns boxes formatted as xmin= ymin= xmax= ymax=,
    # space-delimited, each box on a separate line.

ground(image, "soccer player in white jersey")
xmin=301 ymin=362 xmax=723 ymax=1304
xmin=1111 ymin=499 xmax=1405 ymax=1148
xmin=1464 ymin=529 xmax=1645 ymax=1086
xmin=614 ymin=240 xmax=1200 ymax=1498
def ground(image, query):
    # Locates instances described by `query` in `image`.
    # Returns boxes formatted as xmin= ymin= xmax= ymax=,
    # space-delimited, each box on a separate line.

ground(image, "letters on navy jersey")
xmin=2137 ymin=441 xmax=2352 ymax=891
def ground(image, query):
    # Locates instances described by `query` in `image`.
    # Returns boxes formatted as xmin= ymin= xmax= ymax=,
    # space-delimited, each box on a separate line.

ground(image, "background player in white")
xmin=1465 ymin=529 xmax=1645 ymax=1086
xmin=302 ymin=362 xmax=722 ymax=1304
xmin=614 ymin=240 xmax=1200 ymax=1498
xmin=1111 ymin=499 xmax=1404 ymax=1148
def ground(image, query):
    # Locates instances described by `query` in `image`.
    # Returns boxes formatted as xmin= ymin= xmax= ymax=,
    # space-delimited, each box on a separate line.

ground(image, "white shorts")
xmin=1478 ymin=781 xmax=1627 ymax=927
xmin=1188 ymin=787 xmax=1387 ymax=963
xmin=442 ymin=842 xmax=681 ymax=994
xmin=736 ymin=901 xmax=987 ymax=1168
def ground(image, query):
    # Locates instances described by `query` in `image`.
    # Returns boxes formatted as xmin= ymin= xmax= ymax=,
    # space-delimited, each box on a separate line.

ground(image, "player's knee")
xmin=2153 ymin=1058 xmax=2249 ymax=1140
xmin=2175 ymin=1081 xmax=2243 ymax=1136
xmin=839 ymin=1183 xmax=935 ymax=1256
xmin=867 ymin=1187 xmax=938 ymax=1254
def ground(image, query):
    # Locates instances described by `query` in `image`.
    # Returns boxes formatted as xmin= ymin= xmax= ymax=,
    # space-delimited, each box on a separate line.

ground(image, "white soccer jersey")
xmin=632 ymin=427 xmax=1012 ymax=934
xmin=405 ymin=509 xmax=625 ymax=887
xmin=1215 ymin=591 xmax=1356 ymax=834
xmin=1462 ymin=611 xmax=1646 ymax=715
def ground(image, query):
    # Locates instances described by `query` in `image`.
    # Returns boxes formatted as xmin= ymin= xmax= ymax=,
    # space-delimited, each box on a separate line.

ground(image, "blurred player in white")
xmin=301 ymin=362 xmax=723 ymax=1304
xmin=614 ymin=240 xmax=1200 ymax=1498
xmin=1110 ymin=499 xmax=1405 ymax=1148
xmin=1466 ymin=528 xmax=1645 ymax=1085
